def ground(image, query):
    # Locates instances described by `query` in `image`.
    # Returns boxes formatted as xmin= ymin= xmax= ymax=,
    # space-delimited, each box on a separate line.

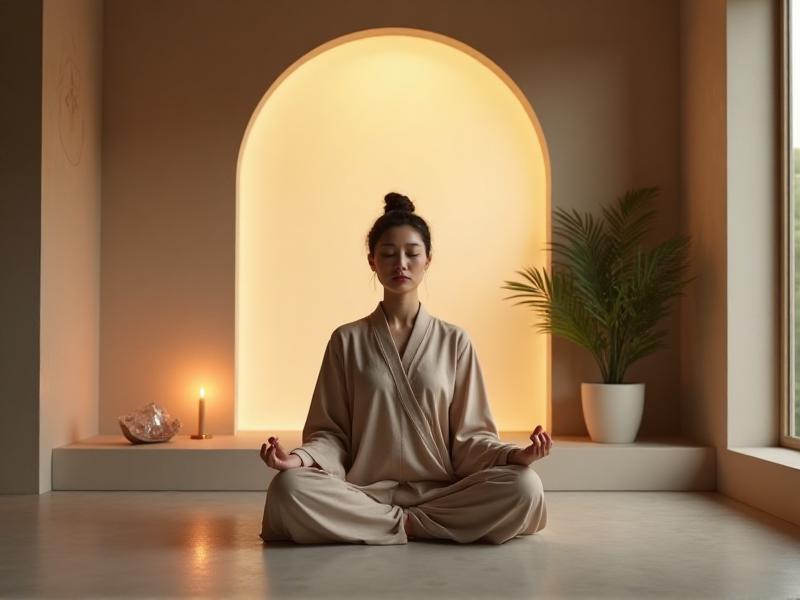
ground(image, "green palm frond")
xmin=501 ymin=186 xmax=695 ymax=384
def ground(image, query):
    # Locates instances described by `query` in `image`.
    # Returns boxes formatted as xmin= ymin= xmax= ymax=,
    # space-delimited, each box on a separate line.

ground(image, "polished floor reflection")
xmin=1 ymin=491 xmax=798 ymax=599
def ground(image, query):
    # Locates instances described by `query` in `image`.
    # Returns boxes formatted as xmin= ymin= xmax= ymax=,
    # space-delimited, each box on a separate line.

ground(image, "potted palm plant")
xmin=501 ymin=187 xmax=695 ymax=443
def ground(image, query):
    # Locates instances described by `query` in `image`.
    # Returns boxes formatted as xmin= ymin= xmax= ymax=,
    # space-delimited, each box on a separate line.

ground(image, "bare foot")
xmin=404 ymin=511 xmax=414 ymax=539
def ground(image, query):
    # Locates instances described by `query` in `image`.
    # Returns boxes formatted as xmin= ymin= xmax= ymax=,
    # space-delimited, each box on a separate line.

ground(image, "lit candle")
xmin=191 ymin=386 xmax=212 ymax=439
xmin=198 ymin=387 xmax=205 ymax=434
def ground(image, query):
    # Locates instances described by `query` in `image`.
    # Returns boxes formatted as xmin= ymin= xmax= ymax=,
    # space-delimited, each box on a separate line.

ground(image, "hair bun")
xmin=384 ymin=192 xmax=415 ymax=214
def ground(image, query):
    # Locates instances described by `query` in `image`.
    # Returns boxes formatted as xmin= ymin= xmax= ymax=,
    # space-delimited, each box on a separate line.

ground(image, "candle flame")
xmin=200 ymin=387 xmax=205 ymax=399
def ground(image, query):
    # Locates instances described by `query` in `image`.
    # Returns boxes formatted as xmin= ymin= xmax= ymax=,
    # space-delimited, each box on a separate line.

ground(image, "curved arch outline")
xmin=235 ymin=27 xmax=552 ymax=433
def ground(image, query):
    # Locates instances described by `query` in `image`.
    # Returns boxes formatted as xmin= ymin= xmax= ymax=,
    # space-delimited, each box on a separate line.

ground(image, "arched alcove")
xmin=236 ymin=28 xmax=551 ymax=434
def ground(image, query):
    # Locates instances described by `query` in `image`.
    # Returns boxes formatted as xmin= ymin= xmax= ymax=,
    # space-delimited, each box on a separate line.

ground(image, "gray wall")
xmin=0 ymin=0 xmax=43 ymax=494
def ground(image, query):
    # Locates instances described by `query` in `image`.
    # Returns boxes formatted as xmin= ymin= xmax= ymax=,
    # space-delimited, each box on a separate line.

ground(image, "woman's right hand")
xmin=260 ymin=436 xmax=299 ymax=471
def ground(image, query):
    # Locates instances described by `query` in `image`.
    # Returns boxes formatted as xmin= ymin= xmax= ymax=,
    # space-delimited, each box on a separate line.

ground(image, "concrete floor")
xmin=1 ymin=491 xmax=799 ymax=600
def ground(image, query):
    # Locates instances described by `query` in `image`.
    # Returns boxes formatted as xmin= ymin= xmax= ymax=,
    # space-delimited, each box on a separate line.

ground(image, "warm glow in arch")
xmin=236 ymin=28 xmax=551 ymax=434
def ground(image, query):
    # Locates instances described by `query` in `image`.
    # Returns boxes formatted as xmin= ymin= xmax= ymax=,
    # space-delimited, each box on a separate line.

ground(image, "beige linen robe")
xmin=260 ymin=301 xmax=547 ymax=545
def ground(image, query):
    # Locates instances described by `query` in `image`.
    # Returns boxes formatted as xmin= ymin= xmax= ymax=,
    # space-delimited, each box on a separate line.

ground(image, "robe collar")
xmin=368 ymin=300 xmax=450 ymax=477
xmin=368 ymin=300 xmax=432 ymax=375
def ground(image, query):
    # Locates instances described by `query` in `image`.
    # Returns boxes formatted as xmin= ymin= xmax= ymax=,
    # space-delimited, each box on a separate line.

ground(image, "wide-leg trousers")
xmin=260 ymin=464 xmax=547 ymax=545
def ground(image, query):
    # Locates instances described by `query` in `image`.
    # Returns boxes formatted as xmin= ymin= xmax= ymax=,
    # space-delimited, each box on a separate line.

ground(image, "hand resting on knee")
xmin=260 ymin=436 xmax=322 ymax=471
xmin=506 ymin=424 xmax=553 ymax=466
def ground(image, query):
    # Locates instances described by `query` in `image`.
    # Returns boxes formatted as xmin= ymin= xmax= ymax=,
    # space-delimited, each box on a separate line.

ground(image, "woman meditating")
xmin=259 ymin=192 xmax=552 ymax=545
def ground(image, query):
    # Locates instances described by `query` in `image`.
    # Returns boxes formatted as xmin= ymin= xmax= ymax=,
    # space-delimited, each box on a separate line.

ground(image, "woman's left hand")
xmin=511 ymin=424 xmax=552 ymax=465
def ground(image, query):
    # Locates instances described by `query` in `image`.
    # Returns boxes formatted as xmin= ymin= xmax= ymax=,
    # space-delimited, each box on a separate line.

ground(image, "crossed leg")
xmin=260 ymin=464 xmax=546 ymax=546
xmin=401 ymin=465 xmax=547 ymax=544
xmin=260 ymin=467 xmax=407 ymax=545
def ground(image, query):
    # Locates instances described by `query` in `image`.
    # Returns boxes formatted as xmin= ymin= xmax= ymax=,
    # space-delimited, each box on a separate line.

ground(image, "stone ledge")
xmin=52 ymin=431 xmax=715 ymax=491
xmin=727 ymin=446 xmax=800 ymax=471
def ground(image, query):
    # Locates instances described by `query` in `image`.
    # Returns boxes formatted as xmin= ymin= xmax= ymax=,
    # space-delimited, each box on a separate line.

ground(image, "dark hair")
xmin=366 ymin=192 xmax=432 ymax=257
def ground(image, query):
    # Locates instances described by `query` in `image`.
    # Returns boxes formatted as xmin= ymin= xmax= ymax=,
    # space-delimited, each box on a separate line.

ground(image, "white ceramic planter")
xmin=580 ymin=382 xmax=645 ymax=443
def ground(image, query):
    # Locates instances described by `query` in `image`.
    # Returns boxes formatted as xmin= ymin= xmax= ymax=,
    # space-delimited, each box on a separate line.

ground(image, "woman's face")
xmin=369 ymin=225 xmax=430 ymax=294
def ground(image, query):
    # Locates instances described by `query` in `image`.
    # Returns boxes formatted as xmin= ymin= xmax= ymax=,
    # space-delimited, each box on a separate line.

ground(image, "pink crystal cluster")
xmin=118 ymin=402 xmax=181 ymax=444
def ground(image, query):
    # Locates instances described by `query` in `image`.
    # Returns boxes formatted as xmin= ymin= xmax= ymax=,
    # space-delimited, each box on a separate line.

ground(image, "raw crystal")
xmin=118 ymin=402 xmax=181 ymax=444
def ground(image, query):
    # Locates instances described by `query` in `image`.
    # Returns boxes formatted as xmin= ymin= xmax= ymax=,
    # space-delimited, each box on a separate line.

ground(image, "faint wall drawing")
xmin=57 ymin=40 xmax=84 ymax=166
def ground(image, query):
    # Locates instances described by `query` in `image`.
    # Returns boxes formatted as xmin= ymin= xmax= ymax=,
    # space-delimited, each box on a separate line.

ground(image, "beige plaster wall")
xmin=679 ymin=0 xmax=727 ymax=451
xmin=725 ymin=0 xmax=780 ymax=449
xmin=40 ymin=0 xmax=103 ymax=492
xmin=101 ymin=0 xmax=682 ymax=437
xmin=720 ymin=0 xmax=800 ymax=526
xmin=680 ymin=0 xmax=800 ymax=527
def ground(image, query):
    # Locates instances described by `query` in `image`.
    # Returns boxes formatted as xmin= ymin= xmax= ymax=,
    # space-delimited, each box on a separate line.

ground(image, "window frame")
xmin=782 ymin=0 xmax=800 ymax=450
